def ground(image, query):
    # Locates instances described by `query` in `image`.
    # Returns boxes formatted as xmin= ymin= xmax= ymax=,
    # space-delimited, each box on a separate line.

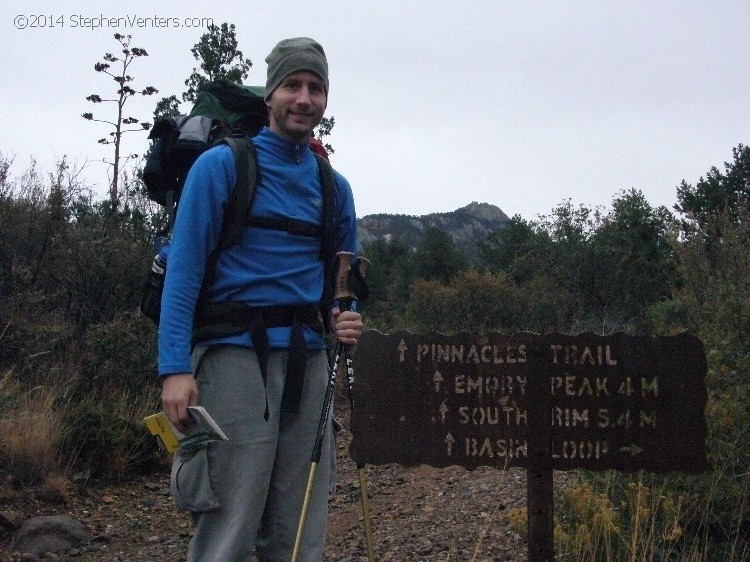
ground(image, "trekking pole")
xmin=343 ymin=346 xmax=375 ymax=562
xmin=340 ymin=257 xmax=375 ymax=562
xmin=292 ymin=251 xmax=356 ymax=562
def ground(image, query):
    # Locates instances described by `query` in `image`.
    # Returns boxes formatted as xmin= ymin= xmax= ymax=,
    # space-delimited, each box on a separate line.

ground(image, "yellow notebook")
xmin=144 ymin=407 xmax=228 ymax=454
xmin=144 ymin=412 xmax=181 ymax=453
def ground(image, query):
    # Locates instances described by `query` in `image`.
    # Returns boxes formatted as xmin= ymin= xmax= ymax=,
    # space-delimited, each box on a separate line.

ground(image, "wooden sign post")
xmin=349 ymin=331 xmax=708 ymax=561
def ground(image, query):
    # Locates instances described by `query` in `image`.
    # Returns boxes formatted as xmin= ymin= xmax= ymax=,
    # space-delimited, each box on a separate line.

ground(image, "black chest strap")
xmin=245 ymin=215 xmax=322 ymax=237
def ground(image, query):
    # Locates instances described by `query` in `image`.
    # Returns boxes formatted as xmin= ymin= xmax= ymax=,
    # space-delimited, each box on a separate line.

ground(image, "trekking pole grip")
xmin=334 ymin=251 xmax=354 ymax=301
xmin=335 ymin=252 xmax=372 ymax=306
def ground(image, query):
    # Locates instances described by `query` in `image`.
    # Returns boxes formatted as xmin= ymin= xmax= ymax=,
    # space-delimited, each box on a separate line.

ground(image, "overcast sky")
xmin=2 ymin=0 xmax=748 ymax=220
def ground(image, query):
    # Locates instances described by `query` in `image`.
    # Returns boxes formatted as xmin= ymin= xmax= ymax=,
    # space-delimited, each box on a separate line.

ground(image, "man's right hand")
xmin=161 ymin=373 xmax=198 ymax=434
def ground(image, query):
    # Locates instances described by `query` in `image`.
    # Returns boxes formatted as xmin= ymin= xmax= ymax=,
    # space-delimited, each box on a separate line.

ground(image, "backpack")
xmin=139 ymin=79 xmax=336 ymax=329
xmin=142 ymin=79 xmax=269 ymax=222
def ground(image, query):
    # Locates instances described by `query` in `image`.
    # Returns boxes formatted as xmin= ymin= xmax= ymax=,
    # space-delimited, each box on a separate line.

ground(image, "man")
xmin=159 ymin=37 xmax=362 ymax=561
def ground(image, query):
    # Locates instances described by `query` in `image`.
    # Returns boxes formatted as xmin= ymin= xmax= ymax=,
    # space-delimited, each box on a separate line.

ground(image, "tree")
xmin=405 ymin=270 xmax=521 ymax=334
xmin=183 ymin=23 xmax=252 ymax=103
xmin=152 ymin=95 xmax=181 ymax=122
xmin=82 ymin=33 xmax=157 ymax=206
xmin=675 ymin=143 xmax=750 ymax=279
xmin=412 ymin=228 xmax=467 ymax=285
xmin=359 ymin=238 xmax=414 ymax=331
xmin=589 ymin=189 xmax=676 ymax=324
xmin=151 ymin=22 xmax=251 ymax=119
xmin=540 ymin=199 xmax=600 ymax=245
xmin=315 ymin=116 xmax=336 ymax=155
xmin=675 ymin=143 xmax=750 ymax=229
xmin=537 ymin=199 xmax=601 ymax=301
xmin=478 ymin=214 xmax=552 ymax=283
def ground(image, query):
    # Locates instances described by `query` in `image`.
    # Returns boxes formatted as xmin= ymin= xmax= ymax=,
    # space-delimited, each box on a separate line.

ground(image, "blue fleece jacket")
xmin=158 ymin=127 xmax=358 ymax=376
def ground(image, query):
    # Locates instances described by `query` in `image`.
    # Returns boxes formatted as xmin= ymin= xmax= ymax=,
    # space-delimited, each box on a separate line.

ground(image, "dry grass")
xmin=0 ymin=351 xmax=161 ymax=486
xmin=0 ymin=370 xmax=60 ymax=484
xmin=503 ymin=470 xmax=749 ymax=562
xmin=41 ymin=474 xmax=74 ymax=503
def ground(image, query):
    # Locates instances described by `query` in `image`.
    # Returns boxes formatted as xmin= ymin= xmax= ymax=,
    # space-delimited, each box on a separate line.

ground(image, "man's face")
xmin=267 ymin=71 xmax=326 ymax=142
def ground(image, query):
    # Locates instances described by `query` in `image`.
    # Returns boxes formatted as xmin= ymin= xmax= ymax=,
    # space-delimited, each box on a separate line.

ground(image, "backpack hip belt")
xmin=193 ymin=302 xmax=323 ymax=421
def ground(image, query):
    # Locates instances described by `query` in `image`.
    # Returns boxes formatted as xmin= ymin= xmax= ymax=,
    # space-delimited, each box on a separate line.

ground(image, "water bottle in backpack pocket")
xmin=139 ymin=236 xmax=171 ymax=325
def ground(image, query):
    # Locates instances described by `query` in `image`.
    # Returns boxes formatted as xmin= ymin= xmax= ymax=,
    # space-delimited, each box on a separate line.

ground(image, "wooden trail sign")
xmin=349 ymin=331 xmax=708 ymax=561
xmin=350 ymin=331 xmax=707 ymax=472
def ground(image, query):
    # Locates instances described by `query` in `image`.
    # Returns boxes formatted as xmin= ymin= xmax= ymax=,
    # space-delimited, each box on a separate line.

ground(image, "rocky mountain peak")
xmin=458 ymin=202 xmax=509 ymax=223
xmin=357 ymin=202 xmax=509 ymax=260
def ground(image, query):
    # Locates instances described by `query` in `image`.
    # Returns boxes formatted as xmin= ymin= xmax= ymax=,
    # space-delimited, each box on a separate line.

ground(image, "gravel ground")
xmin=1 ymin=408 xmax=576 ymax=561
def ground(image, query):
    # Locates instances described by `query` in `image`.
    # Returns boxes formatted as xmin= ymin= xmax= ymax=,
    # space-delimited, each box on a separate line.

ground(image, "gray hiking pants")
xmin=171 ymin=346 xmax=334 ymax=562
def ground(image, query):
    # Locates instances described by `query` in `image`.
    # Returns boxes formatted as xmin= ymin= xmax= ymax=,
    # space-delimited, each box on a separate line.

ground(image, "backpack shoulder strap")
xmin=199 ymin=137 xmax=258 ymax=298
xmin=216 ymin=136 xmax=259 ymax=250
xmin=314 ymin=153 xmax=336 ymax=332
xmin=314 ymin=153 xmax=335 ymax=260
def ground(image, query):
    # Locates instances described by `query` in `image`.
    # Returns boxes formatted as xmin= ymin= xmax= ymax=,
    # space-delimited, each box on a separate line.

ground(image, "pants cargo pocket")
xmin=171 ymin=445 xmax=220 ymax=512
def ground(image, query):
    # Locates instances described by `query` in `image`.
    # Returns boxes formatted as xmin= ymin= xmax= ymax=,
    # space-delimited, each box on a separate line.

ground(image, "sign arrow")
xmin=433 ymin=370 xmax=444 ymax=392
xmin=619 ymin=444 xmax=644 ymax=457
xmin=397 ymin=339 xmax=408 ymax=362
xmin=445 ymin=433 xmax=455 ymax=456
xmin=439 ymin=401 xmax=449 ymax=423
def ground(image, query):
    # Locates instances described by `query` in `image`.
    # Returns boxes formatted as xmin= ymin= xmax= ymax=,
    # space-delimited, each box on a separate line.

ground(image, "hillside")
xmin=357 ymin=202 xmax=509 ymax=259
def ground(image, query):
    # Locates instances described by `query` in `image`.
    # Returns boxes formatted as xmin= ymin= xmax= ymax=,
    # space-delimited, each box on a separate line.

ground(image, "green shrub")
xmin=56 ymin=393 xmax=161 ymax=480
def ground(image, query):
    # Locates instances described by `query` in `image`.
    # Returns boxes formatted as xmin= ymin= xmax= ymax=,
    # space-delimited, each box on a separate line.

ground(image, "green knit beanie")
xmin=265 ymin=37 xmax=329 ymax=101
